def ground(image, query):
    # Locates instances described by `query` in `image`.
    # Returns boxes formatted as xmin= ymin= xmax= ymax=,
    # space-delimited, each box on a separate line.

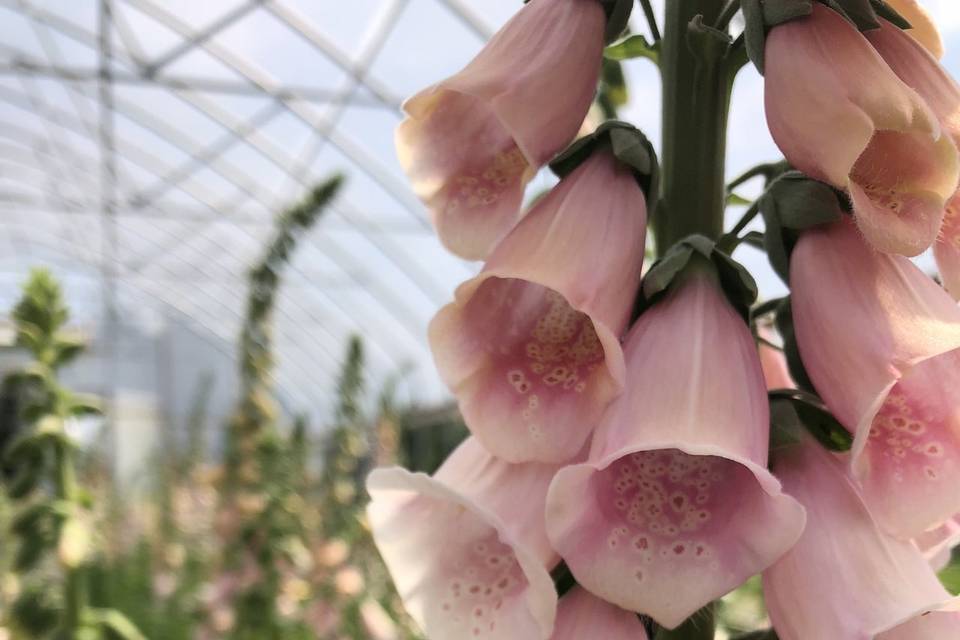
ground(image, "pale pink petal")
xmin=396 ymin=0 xmax=605 ymax=259
xmin=550 ymin=587 xmax=648 ymax=640
xmin=791 ymin=219 xmax=960 ymax=538
xmin=366 ymin=438 xmax=560 ymax=639
xmin=765 ymin=4 xmax=957 ymax=256
xmin=758 ymin=326 xmax=794 ymax=390
xmin=764 ymin=435 xmax=958 ymax=640
xmin=546 ymin=268 xmax=805 ymax=629
xmin=878 ymin=612 xmax=960 ymax=640
xmin=885 ymin=0 xmax=945 ymax=59
xmin=915 ymin=514 xmax=960 ymax=571
xmin=429 ymin=151 xmax=646 ymax=463
xmin=935 ymin=194 xmax=960 ymax=299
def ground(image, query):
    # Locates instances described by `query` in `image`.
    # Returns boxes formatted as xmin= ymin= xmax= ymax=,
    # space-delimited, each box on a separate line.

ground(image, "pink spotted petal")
xmin=429 ymin=151 xmax=646 ymax=463
xmin=395 ymin=0 xmax=605 ymax=260
xmin=765 ymin=4 xmax=956 ymax=256
xmin=935 ymin=194 xmax=960 ymax=299
xmin=545 ymin=268 xmax=805 ymax=629
xmin=885 ymin=0 xmax=944 ymax=59
xmin=366 ymin=439 xmax=561 ymax=640
xmin=550 ymin=587 xmax=649 ymax=640
xmin=791 ymin=219 xmax=960 ymax=538
xmin=764 ymin=436 xmax=958 ymax=640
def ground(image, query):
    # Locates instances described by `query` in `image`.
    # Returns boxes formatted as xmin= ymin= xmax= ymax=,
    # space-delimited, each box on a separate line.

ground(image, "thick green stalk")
xmin=55 ymin=438 xmax=86 ymax=635
xmin=655 ymin=0 xmax=734 ymax=255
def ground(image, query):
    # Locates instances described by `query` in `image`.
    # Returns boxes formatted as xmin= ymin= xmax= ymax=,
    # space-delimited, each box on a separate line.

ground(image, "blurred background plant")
xmin=0 ymin=176 xmax=468 ymax=640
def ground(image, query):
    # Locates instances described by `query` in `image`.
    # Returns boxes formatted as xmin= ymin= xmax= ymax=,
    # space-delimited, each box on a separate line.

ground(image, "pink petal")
xmin=429 ymin=151 xmax=646 ymax=463
xmin=935 ymin=194 xmax=960 ymax=299
xmin=878 ymin=612 xmax=960 ymax=640
xmin=885 ymin=0 xmax=945 ymax=59
xmin=791 ymin=219 xmax=960 ymax=538
xmin=366 ymin=438 xmax=561 ymax=639
xmin=395 ymin=0 xmax=605 ymax=260
xmin=765 ymin=4 xmax=956 ymax=256
xmin=550 ymin=587 xmax=648 ymax=640
xmin=545 ymin=268 xmax=805 ymax=629
xmin=758 ymin=326 xmax=794 ymax=390
xmin=915 ymin=514 xmax=960 ymax=571
xmin=764 ymin=436 xmax=958 ymax=640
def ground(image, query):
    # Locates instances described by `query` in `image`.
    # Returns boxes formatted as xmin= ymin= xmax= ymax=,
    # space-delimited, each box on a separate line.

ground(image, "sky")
xmin=0 ymin=0 xmax=959 ymax=423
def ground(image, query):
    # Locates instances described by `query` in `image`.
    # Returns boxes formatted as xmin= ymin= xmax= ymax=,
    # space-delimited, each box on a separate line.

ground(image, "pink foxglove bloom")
xmin=366 ymin=437 xmax=559 ymax=639
xmin=791 ymin=219 xmax=960 ymax=539
xmin=429 ymin=150 xmax=646 ymax=463
xmin=763 ymin=434 xmax=960 ymax=640
xmin=764 ymin=3 xmax=959 ymax=256
xmin=550 ymin=587 xmax=648 ymax=640
xmin=545 ymin=265 xmax=805 ymax=628
xmin=865 ymin=22 xmax=960 ymax=298
xmin=758 ymin=326 xmax=794 ymax=390
xmin=885 ymin=0 xmax=944 ymax=59
xmin=395 ymin=0 xmax=605 ymax=260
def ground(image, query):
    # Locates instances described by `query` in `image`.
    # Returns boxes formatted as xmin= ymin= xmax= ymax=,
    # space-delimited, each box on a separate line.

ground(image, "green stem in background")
xmin=715 ymin=0 xmax=742 ymax=30
xmin=655 ymin=0 xmax=736 ymax=255
xmin=55 ymin=434 xmax=87 ymax=634
xmin=639 ymin=0 xmax=662 ymax=41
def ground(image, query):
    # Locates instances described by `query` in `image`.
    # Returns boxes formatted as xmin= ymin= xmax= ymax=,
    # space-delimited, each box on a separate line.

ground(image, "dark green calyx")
xmin=550 ymin=120 xmax=660 ymax=215
xmin=598 ymin=0 xmax=634 ymax=43
xmin=638 ymin=235 xmax=758 ymax=321
xmin=741 ymin=0 xmax=909 ymax=74
xmin=759 ymin=171 xmax=847 ymax=284
xmin=769 ymin=390 xmax=853 ymax=453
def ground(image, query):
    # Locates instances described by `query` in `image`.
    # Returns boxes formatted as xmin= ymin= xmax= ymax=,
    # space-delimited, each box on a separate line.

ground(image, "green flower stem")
xmin=54 ymin=435 xmax=87 ymax=635
xmin=654 ymin=0 xmax=734 ymax=256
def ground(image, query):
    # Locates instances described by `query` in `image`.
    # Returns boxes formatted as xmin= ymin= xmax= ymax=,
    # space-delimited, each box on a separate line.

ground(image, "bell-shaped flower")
xmin=764 ymin=3 xmax=959 ymax=256
xmin=550 ymin=587 xmax=648 ymax=640
xmin=366 ymin=437 xmax=561 ymax=639
xmin=763 ymin=433 xmax=960 ymax=640
xmin=545 ymin=262 xmax=805 ymax=629
xmin=758 ymin=325 xmax=794 ymax=391
xmin=885 ymin=0 xmax=944 ymax=59
xmin=790 ymin=218 xmax=960 ymax=539
xmin=395 ymin=0 xmax=606 ymax=260
xmin=429 ymin=144 xmax=649 ymax=463
xmin=864 ymin=22 xmax=960 ymax=298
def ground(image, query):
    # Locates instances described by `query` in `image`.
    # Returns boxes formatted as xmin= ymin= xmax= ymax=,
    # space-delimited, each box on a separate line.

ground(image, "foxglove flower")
xmin=791 ymin=219 xmax=960 ymax=538
xmin=550 ymin=587 xmax=648 ymax=640
xmin=763 ymin=433 xmax=960 ymax=640
xmin=764 ymin=3 xmax=959 ymax=256
xmin=886 ymin=0 xmax=944 ymax=59
xmin=396 ymin=0 xmax=606 ymax=259
xmin=865 ymin=21 xmax=960 ymax=297
xmin=429 ymin=146 xmax=647 ymax=463
xmin=366 ymin=437 xmax=559 ymax=639
xmin=545 ymin=263 xmax=805 ymax=628
xmin=758 ymin=326 xmax=794 ymax=391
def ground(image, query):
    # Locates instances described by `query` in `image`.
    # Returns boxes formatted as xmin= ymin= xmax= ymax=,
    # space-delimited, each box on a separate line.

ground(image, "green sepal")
xmin=550 ymin=561 xmax=577 ymax=598
xmin=598 ymin=0 xmax=634 ymax=43
xmin=742 ymin=0 xmax=814 ymax=73
xmin=639 ymin=235 xmax=758 ymax=321
xmin=758 ymin=171 xmax=847 ymax=284
xmin=773 ymin=297 xmax=818 ymax=394
xmin=604 ymin=34 xmax=660 ymax=65
xmin=550 ymin=120 xmax=660 ymax=215
xmin=741 ymin=0 xmax=909 ymax=74
xmin=769 ymin=389 xmax=854 ymax=452
xmin=731 ymin=630 xmax=780 ymax=640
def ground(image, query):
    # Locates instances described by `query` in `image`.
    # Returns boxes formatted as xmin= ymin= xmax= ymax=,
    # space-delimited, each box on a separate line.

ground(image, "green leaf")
xmin=939 ymin=547 xmax=960 ymax=595
xmin=67 ymin=394 xmax=103 ymax=417
xmin=726 ymin=192 xmax=752 ymax=207
xmin=769 ymin=390 xmax=853 ymax=452
xmin=604 ymin=34 xmax=660 ymax=64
